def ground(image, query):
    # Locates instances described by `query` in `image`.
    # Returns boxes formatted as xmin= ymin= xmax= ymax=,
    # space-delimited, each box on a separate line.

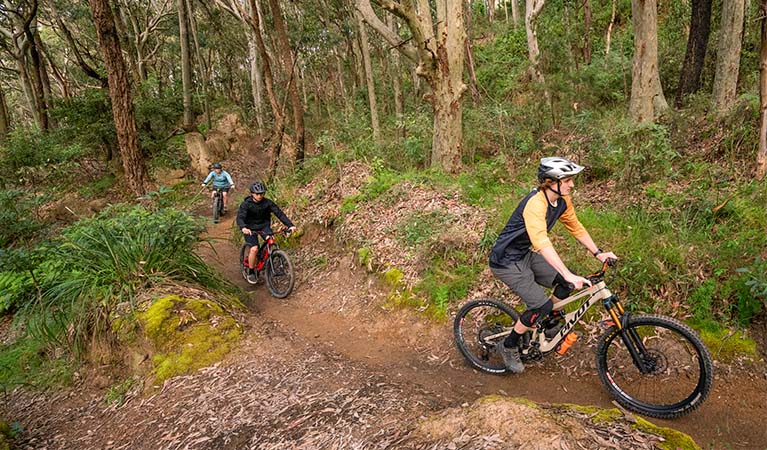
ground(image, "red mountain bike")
xmin=239 ymin=229 xmax=295 ymax=298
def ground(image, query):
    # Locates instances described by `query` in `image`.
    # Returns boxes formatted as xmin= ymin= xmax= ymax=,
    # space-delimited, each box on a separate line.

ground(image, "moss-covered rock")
xmin=418 ymin=396 xmax=700 ymax=450
xmin=558 ymin=404 xmax=700 ymax=450
xmin=138 ymin=295 xmax=242 ymax=384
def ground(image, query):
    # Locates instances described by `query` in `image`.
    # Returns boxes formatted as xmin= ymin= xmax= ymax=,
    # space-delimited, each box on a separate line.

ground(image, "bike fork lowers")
xmin=605 ymin=295 xmax=651 ymax=374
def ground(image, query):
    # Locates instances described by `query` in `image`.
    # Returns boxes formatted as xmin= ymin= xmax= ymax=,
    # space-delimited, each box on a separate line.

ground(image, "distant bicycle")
xmin=239 ymin=228 xmax=295 ymax=298
xmin=453 ymin=260 xmax=713 ymax=419
xmin=210 ymin=187 xmax=226 ymax=223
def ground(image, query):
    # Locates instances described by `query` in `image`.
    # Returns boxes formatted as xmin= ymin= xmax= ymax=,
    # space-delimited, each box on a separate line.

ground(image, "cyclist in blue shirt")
xmin=201 ymin=163 xmax=235 ymax=212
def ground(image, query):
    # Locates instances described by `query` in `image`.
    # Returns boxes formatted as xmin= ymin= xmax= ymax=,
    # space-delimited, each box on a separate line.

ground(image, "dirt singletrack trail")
xmin=202 ymin=213 xmax=767 ymax=450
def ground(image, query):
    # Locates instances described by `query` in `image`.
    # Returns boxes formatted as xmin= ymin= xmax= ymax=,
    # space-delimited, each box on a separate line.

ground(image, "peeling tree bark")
xmin=525 ymin=0 xmax=546 ymax=84
xmin=629 ymin=0 xmax=668 ymax=123
xmin=712 ymin=0 xmax=745 ymax=113
xmin=356 ymin=0 xmax=467 ymax=173
xmin=757 ymin=0 xmax=767 ymax=180
xmin=89 ymin=0 xmax=149 ymax=196
xmin=267 ymin=0 xmax=305 ymax=163
xmin=354 ymin=8 xmax=381 ymax=142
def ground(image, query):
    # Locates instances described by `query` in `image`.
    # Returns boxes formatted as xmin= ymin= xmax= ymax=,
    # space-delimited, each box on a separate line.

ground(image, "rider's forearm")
xmin=575 ymin=232 xmax=600 ymax=256
xmin=538 ymin=246 xmax=573 ymax=278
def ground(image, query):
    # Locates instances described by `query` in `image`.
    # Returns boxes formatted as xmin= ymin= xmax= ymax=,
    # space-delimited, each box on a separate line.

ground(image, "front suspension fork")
xmin=605 ymin=295 xmax=651 ymax=374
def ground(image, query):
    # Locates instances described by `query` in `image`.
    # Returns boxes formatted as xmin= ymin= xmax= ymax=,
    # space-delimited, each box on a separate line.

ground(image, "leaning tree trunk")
xmin=675 ymin=0 xmax=712 ymax=108
xmin=712 ymin=0 xmax=746 ymax=113
xmin=178 ymin=0 xmax=194 ymax=131
xmin=354 ymin=9 xmax=381 ymax=141
xmin=757 ymin=0 xmax=767 ymax=180
xmin=629 ymin=0 xmax=668 ymax=123
xmin=24 ymin=26 xmax=49 ymax=130
xmin=267 ymin=0 xmax=305 ymax=163
xmin=89 ymin=0 xmax=148 ymax=196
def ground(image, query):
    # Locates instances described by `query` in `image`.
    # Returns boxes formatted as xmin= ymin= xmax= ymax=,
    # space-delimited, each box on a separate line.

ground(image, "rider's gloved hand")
xmin=288 ymin=226 xmax=297 ymax=233
xmin=596 ymin=250 xmax=618 ymax=264
xmin=564 ymin=273 xmax=591 ymax=290
xmin=201 ymin=183 xmax=206 ymax=187
xmin=242 ymin=227 xmax=252 ymax=235
xmin=230 ymin=185 xmax=235 ymax=190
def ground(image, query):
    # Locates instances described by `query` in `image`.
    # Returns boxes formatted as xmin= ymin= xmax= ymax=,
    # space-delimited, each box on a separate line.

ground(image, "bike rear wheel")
xmin=265 ymin=250 xmax=294 ymax=298
xmin=453 ymin=299 xmax=519 ymax=374
xmin=595 ymin=314 xmax=713 ymax=419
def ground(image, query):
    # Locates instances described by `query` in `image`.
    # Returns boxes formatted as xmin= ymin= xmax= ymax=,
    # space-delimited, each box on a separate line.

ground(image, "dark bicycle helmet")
xmin=212 ymin=163 xmax=222 ymax=169
xmin=249 ymin=181 xmax=267 ymax=194
xmin=537 ymin=157 xmax=585 ymax=182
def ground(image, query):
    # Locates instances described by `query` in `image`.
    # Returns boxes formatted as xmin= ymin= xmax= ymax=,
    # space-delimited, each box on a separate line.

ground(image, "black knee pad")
xmin=553 ymin=273 xmax=574 ymax=299
xmin=520 ymin=299 xmax=554 ymax=327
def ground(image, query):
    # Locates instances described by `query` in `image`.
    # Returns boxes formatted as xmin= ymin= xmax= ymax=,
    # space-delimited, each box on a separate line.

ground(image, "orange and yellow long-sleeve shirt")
xmin=489 ymin=189 xmax=587 ymax=268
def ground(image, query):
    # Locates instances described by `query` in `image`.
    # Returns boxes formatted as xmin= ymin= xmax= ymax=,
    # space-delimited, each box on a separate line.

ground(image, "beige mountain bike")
xmin=453 ymin=261 xmax=713 ymax=419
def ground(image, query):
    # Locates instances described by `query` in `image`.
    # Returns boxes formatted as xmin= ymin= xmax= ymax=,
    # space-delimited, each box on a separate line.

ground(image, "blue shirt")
xmin=203 ymin=170 xmax=234 ymax=188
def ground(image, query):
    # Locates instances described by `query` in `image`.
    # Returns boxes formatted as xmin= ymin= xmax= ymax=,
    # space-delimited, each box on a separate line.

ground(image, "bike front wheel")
xmin=265 ymin=250 xmax=294 ymax=298
xmin=239 ymin=243 xmax=254 ymax=283
xmin=595 ymin=314 xmax=713 ymax=419
xmin=212 ymin=196 xmax=222 ymax=222
xmin=453 ymin=299 xmax=519 ymax=374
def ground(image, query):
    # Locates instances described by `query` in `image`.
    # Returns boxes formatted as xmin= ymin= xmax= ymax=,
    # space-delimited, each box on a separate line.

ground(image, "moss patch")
xmin=695 ymin=325 xmax=758 ymax=362
xmin=556 ymin=404 xmax=700 ymax=450
xmin=138 ymin=295 xmax=242 ymax=384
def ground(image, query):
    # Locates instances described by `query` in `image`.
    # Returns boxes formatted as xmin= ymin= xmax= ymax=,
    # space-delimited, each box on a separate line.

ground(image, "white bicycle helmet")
xmin=537 ymin=157 xmax=585 ymax=182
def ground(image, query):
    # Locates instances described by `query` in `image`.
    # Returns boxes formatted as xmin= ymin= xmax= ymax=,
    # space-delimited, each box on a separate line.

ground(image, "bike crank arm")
xmin=483 ymin=329 xmax=513 ymax=342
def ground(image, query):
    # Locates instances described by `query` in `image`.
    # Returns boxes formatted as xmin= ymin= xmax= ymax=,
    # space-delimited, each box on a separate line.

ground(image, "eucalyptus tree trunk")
xmin=511 ymin=0 xmax=520 ymax=28
xmin=605 ymin=0 xmax=617 ymax=55
xmin=0 ymin=84 xmax=9 ymax=143
xmin=248 ymin=38 xmax=265 ymax=130
xmin=267 ymin=0 xmax=305 ymax=163
xmin=628 ymin=0 xmax=668 ymax=123
xmin=582 ymin=0 xmax=592 ymax=64
xmin=25 ymin=27 xmax=49 ymax=130
xmin=525 ymin=0 xmax=546 ymax=84
xmin=89 ymin=0 xmax=148 ymax=196
xmin=757 ymin=0 xmax=767 ymax=179
xmin=177 ymin=0 xmax=194 ymax=130
xmin=354 ymin=9 xmax=381 ymax=142
xmin=356 ymin=0 xmax=467 ymax=173
xmin=386 ymin=13 xmax=403 ymax=119
xmin=675 ymin=0 xmax=712 ymax=108
xmin=488 ymin=0 xmax=496 ymax=21
xmin=712 ymin=0 xmax=746 ymax=113
xmin=185 ymin=0 xmax=211 ymax=130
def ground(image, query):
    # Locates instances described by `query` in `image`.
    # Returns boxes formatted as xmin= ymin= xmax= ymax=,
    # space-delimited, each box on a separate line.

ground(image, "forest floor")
xmin=3 ymin=210 xmax=766 ymax=450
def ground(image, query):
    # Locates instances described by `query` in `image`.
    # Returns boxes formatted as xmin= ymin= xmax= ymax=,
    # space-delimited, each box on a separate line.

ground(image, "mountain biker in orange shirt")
xmin=489 ymin=157 xmax=618 ymax=373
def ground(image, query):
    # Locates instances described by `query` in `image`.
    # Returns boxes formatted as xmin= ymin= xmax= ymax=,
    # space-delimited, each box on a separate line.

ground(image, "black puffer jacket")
xmin=236 ymin=196 xmax=294 ymax=230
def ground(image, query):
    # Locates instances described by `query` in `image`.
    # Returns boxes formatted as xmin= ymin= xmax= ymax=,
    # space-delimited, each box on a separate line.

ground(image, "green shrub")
xmin=0 ymin=190 xmax=44 ymax=246
xmin=13 ymin=206 xmax=231 ymax=354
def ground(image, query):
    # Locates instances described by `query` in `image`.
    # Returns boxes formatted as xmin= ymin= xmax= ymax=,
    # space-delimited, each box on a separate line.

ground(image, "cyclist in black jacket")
xmin=237 ymin=181 xmax=296 ymax=283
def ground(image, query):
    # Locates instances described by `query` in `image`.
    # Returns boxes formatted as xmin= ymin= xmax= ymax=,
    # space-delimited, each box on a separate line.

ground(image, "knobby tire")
xmin=453 ymin=299 xmax=519 ymax=374
xmin=595 ymin=314 xmax=713 ymax=419
xmin=265 ymin=250 xmax=294 ymax=298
